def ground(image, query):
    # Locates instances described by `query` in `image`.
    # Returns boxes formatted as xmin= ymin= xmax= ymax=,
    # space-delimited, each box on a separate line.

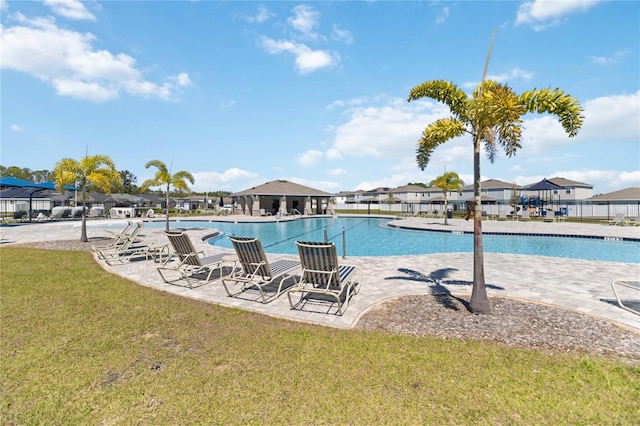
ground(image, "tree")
xmin=141 ymin=160 xmax=194 ymax=232
xmin=509 ymin=183 xmax=521 ymax=218
xmin=429 ymin=172 xmax=464 ymax=226
xmin=118 ymin=170 xmax=139 ymax=193
xmin=407 ymin=79 xmax=583 ymax=314
xmin=52 ymin=155 xmax=121 ymax=242
xmin=386 ymin=192 xmax=396 ymax=204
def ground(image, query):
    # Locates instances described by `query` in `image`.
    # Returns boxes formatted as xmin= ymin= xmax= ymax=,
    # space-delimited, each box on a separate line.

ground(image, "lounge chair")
xmin=94 ymin=236 xmax=161 ymax=265
xmin=611 ymin=279 xmax=640 ymax=316
xmin=497 ymin=210 xmax=507 ymax=221
xmin=288 ymin=241 xmax=361 ymax=315
xmin=157 ymin=231 xmax=228 ymax=288
xmin=222 ymin=236 xmax=300 ymax=303
xmin=630 ymin=214 xmax=640 ymax=226
xmin=94 ymin=222 xmax=168 ymax=265
xmin=600 ymin=213 xmax=627 ymax=226
xmin=94 ymin=220 xmax=139 ymax=250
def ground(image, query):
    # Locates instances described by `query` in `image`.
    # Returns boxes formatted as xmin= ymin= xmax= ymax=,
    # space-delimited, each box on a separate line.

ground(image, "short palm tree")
xmin=53 ymin=155 xmax=121 ymax=242
xmin=408 ymin=80 xmax=583 ymax=314
xmin=430 ymin=172 xmax=464 ymax=226
xmin=141 ymin=160 xmax=194 ymax=232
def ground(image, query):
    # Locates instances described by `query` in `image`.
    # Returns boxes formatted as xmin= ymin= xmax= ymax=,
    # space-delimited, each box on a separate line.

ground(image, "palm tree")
xmin=407 ymin=80 xmax=583 ymax=314
xmin=53 ymin=155 xmax=121 ymax=242
xmin=141 ymin=160 xmax=194 ymax=232
xmin=430 ymin=172 xmax=464 ymax=226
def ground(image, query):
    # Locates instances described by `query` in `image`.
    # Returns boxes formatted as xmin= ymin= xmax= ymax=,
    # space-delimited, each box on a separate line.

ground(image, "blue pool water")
xmin=144 ymin=217 xmax=639 ymax=263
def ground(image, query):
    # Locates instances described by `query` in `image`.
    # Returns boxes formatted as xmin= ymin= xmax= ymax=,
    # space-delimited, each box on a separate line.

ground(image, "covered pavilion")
xmin=231 ymin=180 xmax=334 ymax=216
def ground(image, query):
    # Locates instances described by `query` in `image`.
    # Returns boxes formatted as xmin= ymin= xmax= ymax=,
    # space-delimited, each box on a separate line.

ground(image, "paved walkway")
xmin=2 ymin=215 xmax=639 ymax=331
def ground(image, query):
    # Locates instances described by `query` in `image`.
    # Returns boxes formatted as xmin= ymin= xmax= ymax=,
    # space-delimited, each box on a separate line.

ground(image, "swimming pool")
xmin=142 ymin=217 xmax=639 ymax=263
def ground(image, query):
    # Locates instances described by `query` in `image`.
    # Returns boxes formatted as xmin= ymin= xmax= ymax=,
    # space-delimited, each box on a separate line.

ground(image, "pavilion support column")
xmin=252 ymin=195 xmax=260 ymax=216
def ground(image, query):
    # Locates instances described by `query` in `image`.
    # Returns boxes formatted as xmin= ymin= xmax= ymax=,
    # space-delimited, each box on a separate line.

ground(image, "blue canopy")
xmin=0 ymin=177 xmax=79 ymax=191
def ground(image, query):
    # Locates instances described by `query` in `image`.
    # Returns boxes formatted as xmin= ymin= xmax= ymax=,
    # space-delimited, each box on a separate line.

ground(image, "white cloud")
xmin=487 ymin=67 xmax=534 ymax=83
xmin=176 ymin=72 xmax=191 ymax=87
xmin=579 ymin=91 xmax=640 ymax=141
xmin=44 ymin=0 xmax=96 ymax=21
xmin=288 ymin=4 xmax=320 ymax=40
xmin=0 ymin=13 xmax=190 ymax=102
xmin=327 ymin=99 xmax=452 ymax=159
xmin=259 ymin=36 xmax=337 ymax=74
xmin=297 ymin=149 xmax=323 ymax=166
xmin=289 ymin=177 xmax=341 ymax=193
xmin=435 ymin=6 xmax=450 ymax=25
xmin=328 ymin=168 xmax=348 ymax=176
xmin=53 ymin=78 xmax=118 ymax=101
xmin=464 ymin=67 xmax=534 ymax=89
xmin=191 ymin=168 xmax=259 ymax=192
xmin=331 ymin=25 xmax=353 ymax=44
xmin=1 ymin=0 xmax=8 ymax=11
xmin=219 ymin=99 xmax=236 ymax=109
xmin=10 ymin=124 xmax=23 ymax=132
xmin=588 ymin=49 xmax=631 ymax=65
xmin=515 ymin=0 xmax=600 ymax=30
xmin=246 ymin=6 xmax=274 ymax=23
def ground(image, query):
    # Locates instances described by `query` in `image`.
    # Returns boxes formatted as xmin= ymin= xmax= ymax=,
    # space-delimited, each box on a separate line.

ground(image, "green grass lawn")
xmin=1 ymin=247 xmax=638 ymax=424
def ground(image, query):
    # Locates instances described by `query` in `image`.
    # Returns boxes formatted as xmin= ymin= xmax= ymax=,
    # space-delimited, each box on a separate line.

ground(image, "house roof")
xmin=233 ymin=180 xmax=331 ymax=197
xmin=393 ymin=184 xmax=433 ymax=193
xmin=461 ymin=179 xmax=513 ymax=191
xmin=547 ymin=177 xmax=592 ymax=188
xmin=587 ymin=187 xmax=640 ymax=202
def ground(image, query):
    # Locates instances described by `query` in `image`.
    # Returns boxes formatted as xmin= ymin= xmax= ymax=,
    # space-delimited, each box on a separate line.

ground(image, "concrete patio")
xmin=2 ymin=215 xmax=639 ymax=331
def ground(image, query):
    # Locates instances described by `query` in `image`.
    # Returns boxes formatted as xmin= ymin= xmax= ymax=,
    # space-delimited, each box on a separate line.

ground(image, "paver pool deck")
xmin=2 ymin=215 xmax=639 ymax=331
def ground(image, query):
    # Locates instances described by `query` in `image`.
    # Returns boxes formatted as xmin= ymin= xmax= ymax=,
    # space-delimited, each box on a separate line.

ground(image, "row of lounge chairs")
xmin=93 ymin=221 xmax=169 ymax=265
xmin=159 ymin=232 xmax=361 ymax=315
xmin=94 ymin=222 xmax=361 ymax=315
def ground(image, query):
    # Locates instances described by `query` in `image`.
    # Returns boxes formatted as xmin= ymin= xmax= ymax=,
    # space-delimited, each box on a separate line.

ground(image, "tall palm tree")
xmin=53 ymin=155 xmax=121 ymax=242
xmin=408 ymin=80 xmax=583 ymax=314
xmin=141 ymin=160 xmax=194 ymax=232
xmin=430 ymin=171 xmax=464 ymax=226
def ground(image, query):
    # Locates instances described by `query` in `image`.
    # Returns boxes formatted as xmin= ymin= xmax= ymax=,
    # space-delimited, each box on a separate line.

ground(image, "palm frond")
xmin=520 ymin=87 xmax=585 ymax=137
xmin=407 ymin=80 xmax=471 ymax=122
xmin=416 ymin=118 xmax=467 ymax=170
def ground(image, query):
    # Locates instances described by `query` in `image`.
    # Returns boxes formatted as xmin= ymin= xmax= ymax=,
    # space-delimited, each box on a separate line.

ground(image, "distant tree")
xmin=0 ymin=166 xmax=31 ymax=181
xmin=52 ymin=155 xmax=121 ymax=242
xmin=141 ymin=160 xmax=194 ymax=232
xmin=0 ymin=166 xmax=52 ymax=182
xmin=407 ymin=182 xmax=428 ymax=188
xmin=386 ymin=192 xmax=396 ymax=204
xmin=510 ymin=183 xmax=521 ymax=217
xmin=118 ymin=170 xmax=139 ymax=193
xmin=429 ymin=172 xmax=464 ymax=226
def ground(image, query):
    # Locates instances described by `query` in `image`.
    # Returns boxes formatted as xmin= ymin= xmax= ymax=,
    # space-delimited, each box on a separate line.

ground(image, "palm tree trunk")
xmin=165 ymin=184 xmax=170 ymax=232
xmin=470 ymin=137 xmax=491 ymax=314
xmin=80 ymin=181 xmax=88 ymax=242
xmin=443 ymin=195 xmax=449 ymax=225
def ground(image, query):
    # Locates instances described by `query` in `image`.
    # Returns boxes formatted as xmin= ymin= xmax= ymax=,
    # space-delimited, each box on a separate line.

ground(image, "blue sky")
xmin=1 ymin=0 xmax=638 ymax=195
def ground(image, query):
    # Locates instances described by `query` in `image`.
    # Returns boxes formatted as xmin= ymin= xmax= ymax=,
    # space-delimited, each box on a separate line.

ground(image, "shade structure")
xmin=0 ymin=177 xmax=79 ymax=191
xmin=525 ymin=178 xmax=564 ymax=191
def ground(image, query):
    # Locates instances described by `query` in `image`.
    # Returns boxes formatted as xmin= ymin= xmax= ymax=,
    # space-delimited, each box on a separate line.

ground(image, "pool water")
xmin=144 ymin=217 xmax=639 ymax=263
